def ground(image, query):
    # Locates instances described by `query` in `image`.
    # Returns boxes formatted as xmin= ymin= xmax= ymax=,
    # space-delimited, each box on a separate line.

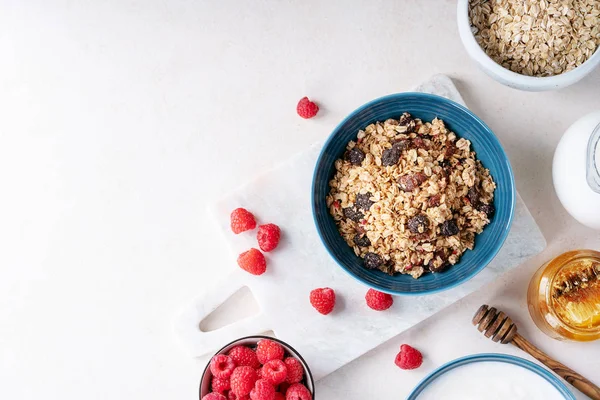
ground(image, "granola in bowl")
xmin=325 ymin=113 xmax=496 ymax=279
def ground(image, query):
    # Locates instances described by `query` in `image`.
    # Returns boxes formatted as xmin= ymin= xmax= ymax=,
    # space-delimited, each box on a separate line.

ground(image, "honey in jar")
xmin=528 ymin=250 xmax=600 ymax=342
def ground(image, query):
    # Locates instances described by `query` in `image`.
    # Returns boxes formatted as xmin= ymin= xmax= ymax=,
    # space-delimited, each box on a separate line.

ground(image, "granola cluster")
xmin=326 ymin=113 xmax=496 ymax=279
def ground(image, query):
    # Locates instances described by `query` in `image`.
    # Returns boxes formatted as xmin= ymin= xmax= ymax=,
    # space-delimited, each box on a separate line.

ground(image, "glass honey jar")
xmin=528 ymin=250 xmax=600 ymax=342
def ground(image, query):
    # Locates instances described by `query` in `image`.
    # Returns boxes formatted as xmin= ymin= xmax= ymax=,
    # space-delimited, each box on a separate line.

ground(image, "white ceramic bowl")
xmin=457 ymin=0 xmax=600 ymax=91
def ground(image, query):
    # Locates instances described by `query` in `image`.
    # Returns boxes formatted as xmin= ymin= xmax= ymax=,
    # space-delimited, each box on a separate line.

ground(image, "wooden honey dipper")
xmin=473 ymin=305 xmax=600 ymax=400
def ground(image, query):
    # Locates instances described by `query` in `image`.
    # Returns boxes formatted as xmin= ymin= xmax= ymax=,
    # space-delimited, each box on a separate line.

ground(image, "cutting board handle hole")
xmin=199 ymin=286 xmax=260 ymax=332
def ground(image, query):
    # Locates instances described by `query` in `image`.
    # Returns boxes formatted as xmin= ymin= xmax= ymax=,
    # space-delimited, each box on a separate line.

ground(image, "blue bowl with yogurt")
xmin=311 ymin=93 xmax=515 ymax=295
xmin=407 ymin=353 xmax=575 ymax=399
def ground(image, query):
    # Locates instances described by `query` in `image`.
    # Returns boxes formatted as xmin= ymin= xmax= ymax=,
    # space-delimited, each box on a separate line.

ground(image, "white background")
xmin=1 ymin=1 xmax=599 ymax=399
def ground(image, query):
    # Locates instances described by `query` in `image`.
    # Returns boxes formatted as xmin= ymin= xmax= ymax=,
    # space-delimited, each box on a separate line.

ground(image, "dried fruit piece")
xmin=257 ymin=224 xmax=281 ymax=252
xmin=256 ymin=339 xmax=284 ymax=364
xmin=355 ymin=192 xmax=374 ymax=211
xmin=382 ymin=144 xmax=403 ymax=166
xmin=309 ymin=287 xmax=336 ymax=315
xmin=426 ymin=250 xmax=449 ymax=273
xmin=365 ymin=289 xmax=393 ymax=311
xmin=237 ymin=249 xmax=267 ymax=276
xmin=408 ymin=214 xmax=430 ymax=234
xmin=363 ymin=252 xmax=383 ymax=269
xmin=284 ymin=358 xmax=304 ymax=384
xmin=428 ymin=194 xmax=441 ymax=208
xmin=231 ymin=208 xmax=257 ymax=234
xmin=444 ymin=140 xmax=457 ymax=158
xmin=211 ymin=354 xmax=236 ymax=379
xmin=441 ymin=220 xmax=459 ymax=236
xmin=228 ymin=346 xmax=261 ymax=369
xmin=399 ymin=112 xmax=413 ymax=126
xmin=467 ymin=186 xmax=480 ymax=206
xmin=477 ymin=203 xmax=495 ymax=218
xmin=395 ymin=344 xmax=423 ymax=370
xmin=342 ymin=207 xmax=363 ymax=222
xmin=398 ymin=173 xmax=427 ymax=192
xmin=345 ymin=147 xmax=365 ymax=165
xmin=230 ymin=366 xmax=258 ymax=397
xmin=353 ymin=233 xmax=371 ymax=247
xmin=296 ymin=97 xmax=319 ymax=119
xmin=412 ymin=137 xmax=428 ymax=149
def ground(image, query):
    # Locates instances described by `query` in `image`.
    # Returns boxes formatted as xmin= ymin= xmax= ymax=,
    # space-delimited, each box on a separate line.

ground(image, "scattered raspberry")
xmin=228 ymin=346 xmax=261 ymax=369
xmin=283 ymin=358 xmax=304 ymax=384
xmin=274 ymin=393 xmax=286 ymax=400
xmin=261 ymin=359 xmax=288 ymax=386
xmin=237 ymin=249 xmax=267 ymax=276
xmin=365 ymin=288 xmax=393 ymax=311
xmin=285 ymin=383 xmax=312 ymax=400
xmin=212 ymin=376 xmax=232 ymax=394
xmin=230 ymin=366 xmax=258 ymax=397
xmin=202 ymin=393 xmax=227 ymax=400
xmin=211 ymin=354 xmax=236 ymax=379
xmin=257 ymin=223 xmax=281 ymax=252
xmin=395 ymin=344 xmax=423 ymax=370
xmin=255 ymin=368 xmax=263 ymax=379
xmin=256 ymin=339 xmax=284 ymax=364
xmin=309 ymin=287 xmax=336 ymax=315
xmin=296 ymin=97 xmax=319 ymax=119
xmin=249 ymin=379 xmax=276 ymax=400
xmin=231 ymin=208 xmax=257 ymax=234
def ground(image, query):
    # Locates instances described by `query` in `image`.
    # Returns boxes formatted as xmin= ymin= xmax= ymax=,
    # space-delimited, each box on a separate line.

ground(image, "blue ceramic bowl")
xmin=407 ymin=353 xmax=575 ymax=399
xmin=312 ymin=93 xmax=515 ymax=295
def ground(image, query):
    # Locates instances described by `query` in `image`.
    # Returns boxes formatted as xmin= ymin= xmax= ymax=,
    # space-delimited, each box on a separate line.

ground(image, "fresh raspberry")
xmin=212 ymin=376 xmax=232 ymax=394
xmin=261 ymin=359 xmax=288 ymax=386
xmin=202 ymin=394 xmax=227 ymax=400
xmin=250 ymin=379 xmax=276 ymax=400
xmin=211 ymin=354 xmax=236 ymax=379
xmin=237 ymin=249 xmax=267 ymax=276
xmin=256 ymin=368 xmax=263 ymax=379
xmin=256 ymin=339 xmax=284 ymax=364
xmin=283 ymin=358 xmax=304 ymax=384
xmin=365 ymin=288 xmax=393 ymax=311
xmin=231 ymin=208 xmax=257 ymax=234
xmin=227 ymin=391 xmax=249 ymax=400
xmin=285 ymin=383 xmax=312 ymax=400
xmin=296 ymin=97 xmax=319 ymax=119
xmin=309 ymin=287 xmax=336 ymax=315
xmin=228 ymin=346 xmax=261 ymax=369
xmin=395 ymin=344 xmax=423 ymax=370
xmin=274 ymin=393 xmax=286 ymax=400
xmin=257 ymin=224 xmax=281 ymax=252
xmin=230 ymin=366 xmax=258 ymax=397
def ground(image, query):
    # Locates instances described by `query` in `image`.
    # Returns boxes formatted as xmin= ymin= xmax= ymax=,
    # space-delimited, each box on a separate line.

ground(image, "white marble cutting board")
xmin=175 ymin=75 xmax=546 ymax=381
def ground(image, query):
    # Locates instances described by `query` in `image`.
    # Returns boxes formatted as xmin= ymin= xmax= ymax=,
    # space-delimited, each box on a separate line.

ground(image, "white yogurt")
xmin=416 ymin=362 xmax=565 ymax=400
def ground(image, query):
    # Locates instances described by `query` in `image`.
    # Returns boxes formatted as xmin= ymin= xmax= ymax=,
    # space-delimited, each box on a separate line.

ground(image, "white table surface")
xmin=1 ymin=1 xmax=599 ymax=399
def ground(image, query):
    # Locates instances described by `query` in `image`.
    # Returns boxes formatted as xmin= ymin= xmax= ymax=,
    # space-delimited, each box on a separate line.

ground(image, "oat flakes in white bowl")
xmin=457 ymin=0 xmax=600 ymax=91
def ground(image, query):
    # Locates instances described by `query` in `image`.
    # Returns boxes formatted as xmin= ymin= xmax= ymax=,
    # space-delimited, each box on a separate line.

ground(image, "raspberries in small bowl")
xmin=200 ymin=336 xmax=314 ymax=400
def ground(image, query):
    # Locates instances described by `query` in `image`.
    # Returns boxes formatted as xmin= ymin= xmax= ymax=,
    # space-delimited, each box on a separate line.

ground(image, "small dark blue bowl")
xmin=312 ymin=93 xmax=515 ymax=295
